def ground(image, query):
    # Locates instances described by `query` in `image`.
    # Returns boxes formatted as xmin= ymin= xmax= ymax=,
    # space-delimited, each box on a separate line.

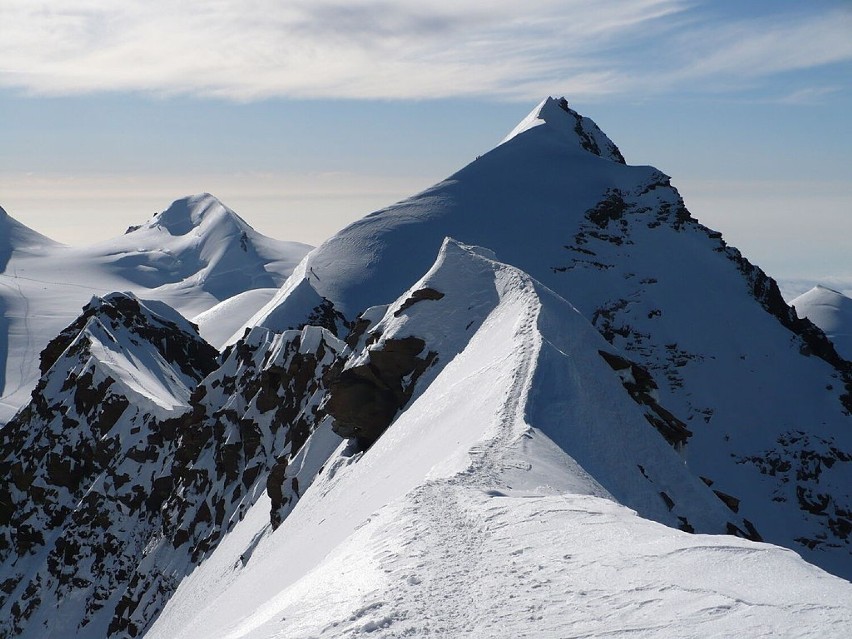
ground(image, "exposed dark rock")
xmin=598 ymin=350 xmax=691 ymax=448
xmin=586 ymin=191 xmax=626 ymax=229
xmin=713 ymin=489 xmax=741 ymax=513
xmin=38 ymin=293 xmax=217 ymax=380
xmin=556 ymin=98 xmax=626 ymax=164
xmin=267 ymin=456 xmax=289 ymax=529
xmin=394 ymin=288 xmax=445 ymax=317
xmin=677 ymin=517 xmax=695 ymax=534
xmin=0 ymin=292 xmax=220 ymax=637
xmin=306 ymin=298 xmax=351 ymax=337
xmin=726 ymin=521 xmax=763 ymax=542
xmin=327 ymin=337 xmax=438 ymax=448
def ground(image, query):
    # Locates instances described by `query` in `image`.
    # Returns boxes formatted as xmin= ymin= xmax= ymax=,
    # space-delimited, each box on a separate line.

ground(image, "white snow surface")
xmin=792 ymin=285 xmax=852 ymax=361
xmin=192 ymin=287 xmax=278 ymax=349
xmin=0 ymin=194 xmax=311 ymax=423
xmin=148 ymin=241 xmax=852 ymax=639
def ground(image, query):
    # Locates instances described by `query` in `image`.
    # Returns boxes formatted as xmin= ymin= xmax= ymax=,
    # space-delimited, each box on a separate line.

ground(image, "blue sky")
xmin=1 ymin=0 xmax=850 ymax=296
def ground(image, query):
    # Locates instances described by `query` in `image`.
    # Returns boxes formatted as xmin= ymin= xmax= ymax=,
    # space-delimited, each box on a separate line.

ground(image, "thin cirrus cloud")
xmin=0 ymin=1 xmax=850 ymax=101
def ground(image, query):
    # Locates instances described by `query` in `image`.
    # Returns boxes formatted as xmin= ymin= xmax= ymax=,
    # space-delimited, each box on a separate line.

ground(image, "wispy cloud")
xmin=661 ymin=9 xmax=852 ymax=84
xmin=0 ymin=1 xmax=850 ymax=101
xmin=777 ymin=86 xmax=842 ymax=105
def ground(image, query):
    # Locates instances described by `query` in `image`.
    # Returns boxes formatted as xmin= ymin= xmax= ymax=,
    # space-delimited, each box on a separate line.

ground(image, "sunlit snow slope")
xmin=0 ymin=195 xmax=311 ymax=423
xmin=793 ymin=285 xmax=852 ymax=361
xmin=148 ymin=241 xmax=852 ymax=639
xmin=237 ymin=97 xmax=852 ymax=578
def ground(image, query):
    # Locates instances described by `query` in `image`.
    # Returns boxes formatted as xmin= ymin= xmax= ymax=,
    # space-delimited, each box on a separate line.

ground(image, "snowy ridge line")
xmin=147 ymin=240 xmax=852 ymax=639
xmin=3 ymin=99 xmax=852 ymax=637
xmin=231 ymin=96 xmax=852 ymax=577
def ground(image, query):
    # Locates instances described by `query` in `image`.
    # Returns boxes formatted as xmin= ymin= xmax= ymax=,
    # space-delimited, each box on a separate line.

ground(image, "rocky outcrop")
xmin=598 ymin=350 xmax=691 ymax=448
xmin=0 ymin=291 xmax=354 ymax=638
xmin=555 ymin=98 xmax=626 ymax=164
xmin=0 ymin=293 xmax=218 ymax=638
xmin=327 ymin=337 xmax=437 ymax=448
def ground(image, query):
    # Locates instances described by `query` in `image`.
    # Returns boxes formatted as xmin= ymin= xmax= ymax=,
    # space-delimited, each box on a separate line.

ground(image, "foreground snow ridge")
xmin=147 ymin=240 xmax=852 ymax=639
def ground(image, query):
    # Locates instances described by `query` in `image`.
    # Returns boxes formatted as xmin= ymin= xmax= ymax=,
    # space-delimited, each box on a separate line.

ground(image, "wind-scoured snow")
xmin=0 ymin=194 xmax=311 ymax=424
xmin=147 ymin=241 xmax=852 ymax=639
xmin=792 ymin=285 xmax=852 ymax=361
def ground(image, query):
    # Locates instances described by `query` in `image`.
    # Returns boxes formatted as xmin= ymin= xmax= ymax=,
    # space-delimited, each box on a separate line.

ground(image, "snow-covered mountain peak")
xmin=0 ymin=197 xmax=311 ymax=426
xmin=101 ymin=193 xmax=313 ymax=305
xmin=501 ymin=96 xmax=626 ymax=163
xmin=798 ymin=284 xmax=848 ymax=301
xmin=81 ymin=291 xmax=200 ymax=338
xmin=792 ymin=285 xmax=852 ymax=360
xmin=37 ymin=291 xmax=217 ymax=413
xmin=130 ymin=193 xmax=242 ymax=237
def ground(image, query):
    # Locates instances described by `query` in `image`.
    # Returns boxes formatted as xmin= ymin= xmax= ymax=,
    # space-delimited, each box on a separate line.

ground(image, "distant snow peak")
xmin=792 ymin=285 xmax=852 ymax=361
xmin=146 ymin=193 xmax=234 ymax=236
xmin=501 ymin=96 xmax=625 ymax=163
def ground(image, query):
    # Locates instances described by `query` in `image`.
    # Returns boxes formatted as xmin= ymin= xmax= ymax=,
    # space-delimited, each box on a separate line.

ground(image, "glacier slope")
xmin=191 ymin=288 xmax=279 ymax=349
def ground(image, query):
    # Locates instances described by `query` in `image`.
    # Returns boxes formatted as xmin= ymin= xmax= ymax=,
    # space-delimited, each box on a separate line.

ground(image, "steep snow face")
xmin=238 ymin=98 xmax=852 ymax=578
xmin=501 ymin=96 xmax=626 ymax=163
xmin=146 ymin=241 xmax=852 ymax=639
xmin=330 ymin=239 xmax=743 ymax=534
xmin=0 ymin=195 xmax=311 ymax=424
xmin=243 ymin=96 xmax=635 ymax=326
xmin=793 ymin=285 xmax=852 ymax=360
xmin=0 ymin=292 xmax=218 ymax=639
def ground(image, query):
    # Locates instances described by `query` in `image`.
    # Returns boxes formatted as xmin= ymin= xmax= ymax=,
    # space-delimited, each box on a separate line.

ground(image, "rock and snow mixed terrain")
xmin=0 ymin=194 xmax=311 ymax=423
xmin=1 ymin=98 xmax=851 ymax=638
xmin=145 ymin=240 xmax=852 ymax=639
